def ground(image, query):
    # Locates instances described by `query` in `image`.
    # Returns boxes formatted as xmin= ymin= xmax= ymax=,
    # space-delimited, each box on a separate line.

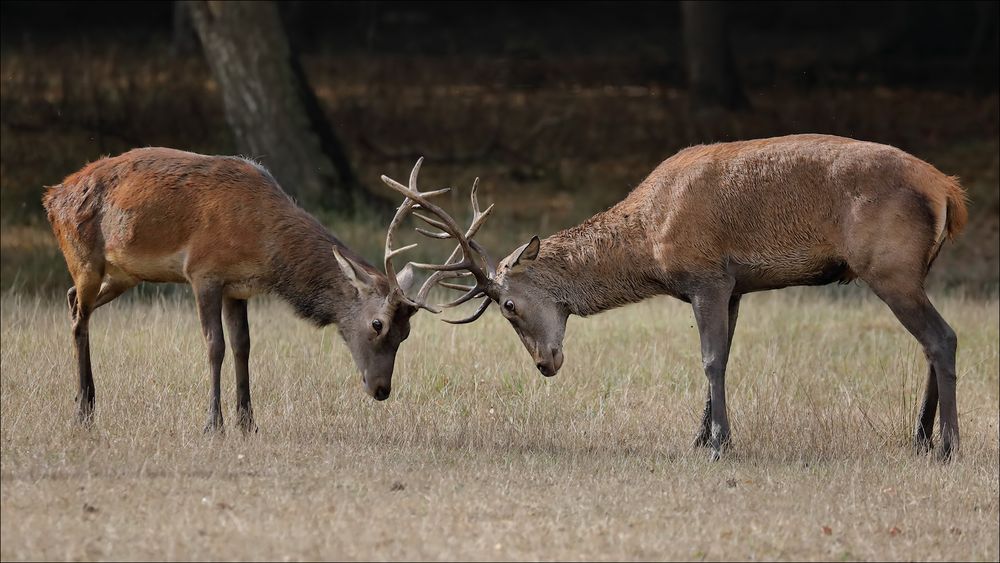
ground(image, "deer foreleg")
xmin=693 ymin=294 xmax=740 ymax=449
xmin=691 ymin=284 xmax=736 ymax=461
xmin=224 ymin=297 xmax=256 ymax=434
xmin=196 ymin=282 xmax=226 ymax=433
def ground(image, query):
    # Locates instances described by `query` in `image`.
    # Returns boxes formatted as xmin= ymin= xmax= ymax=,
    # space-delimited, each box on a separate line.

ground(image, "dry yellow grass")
xmin=1 ymin=289 xmax=998 ymax=561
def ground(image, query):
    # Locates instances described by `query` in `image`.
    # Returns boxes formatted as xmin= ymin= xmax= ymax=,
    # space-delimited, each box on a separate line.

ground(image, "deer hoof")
xmin=237 ymin=419 xmax=258 ymax=436
xmin=692 ymin=431 xmax=711 ymax=449
xmin=203 ymin=415 xmax=224 ymax=435
xmin=913 ymin=436 xmax=934 ymax=454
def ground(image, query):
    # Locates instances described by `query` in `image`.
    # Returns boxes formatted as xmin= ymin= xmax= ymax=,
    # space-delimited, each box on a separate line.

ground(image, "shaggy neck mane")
xmin=266 ymin=209 xmax=384 ymax=326
xmin=525 ymin=207 xmax=661 ymax=317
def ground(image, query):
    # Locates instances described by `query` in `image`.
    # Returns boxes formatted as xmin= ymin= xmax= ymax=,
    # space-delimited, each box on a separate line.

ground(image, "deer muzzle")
xmin=535 ymin=347 xmax=564 ymax=377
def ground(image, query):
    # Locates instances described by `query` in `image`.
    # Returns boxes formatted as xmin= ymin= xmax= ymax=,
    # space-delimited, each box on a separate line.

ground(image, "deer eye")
xmin=372 ymin=319 xmax=383 ymax=334
xmin=503 ymin=299 xmax=515 ymax=313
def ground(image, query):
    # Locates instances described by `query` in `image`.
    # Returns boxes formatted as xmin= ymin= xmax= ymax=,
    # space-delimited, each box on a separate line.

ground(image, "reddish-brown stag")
xmin=43 ymin=149 xmax=479 ymax=433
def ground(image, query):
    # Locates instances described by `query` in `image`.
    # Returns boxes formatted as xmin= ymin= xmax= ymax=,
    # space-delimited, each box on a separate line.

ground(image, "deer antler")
xmin=383 ymin=158 xmax=450 ymax=313
xmin=380 ymin=166 xmax=497 ymax=324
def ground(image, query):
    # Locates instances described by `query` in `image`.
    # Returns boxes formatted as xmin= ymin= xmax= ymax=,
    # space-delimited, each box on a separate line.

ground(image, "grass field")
xmin=1 ymin=288 xmax=998 ymax=561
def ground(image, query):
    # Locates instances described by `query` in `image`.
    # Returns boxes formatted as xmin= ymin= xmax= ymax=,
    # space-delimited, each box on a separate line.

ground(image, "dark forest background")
xmin=1 ymin=1 xmax=997 ymax=292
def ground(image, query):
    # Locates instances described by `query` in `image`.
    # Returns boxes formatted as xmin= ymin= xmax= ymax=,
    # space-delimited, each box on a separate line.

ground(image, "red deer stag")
xmin=405 ymin=134 xmax=968 ymax=461
xmin=43 ymin=149 xmax=478 ymax=433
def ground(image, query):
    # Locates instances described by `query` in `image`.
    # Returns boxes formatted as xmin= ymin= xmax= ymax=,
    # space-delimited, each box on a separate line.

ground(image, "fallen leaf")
xmin=822 ymin=525 xmax=833 ymax=536
xmin=888 ymin=526 xmax=902 ymax=536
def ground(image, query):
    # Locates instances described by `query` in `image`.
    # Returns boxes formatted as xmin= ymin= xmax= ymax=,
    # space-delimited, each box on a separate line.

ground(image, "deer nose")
xmin=373 ymin=385 xmax=391 ymax=401
xmin=536 ymin=362 xmax=556 ymax=377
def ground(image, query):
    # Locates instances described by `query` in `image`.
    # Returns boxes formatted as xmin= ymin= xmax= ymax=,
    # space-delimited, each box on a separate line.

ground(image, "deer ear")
xmin=395 ymin=263 xmax=415 ymax=294
xmin=333 ymin=247 xmax=375 ymax=294
xmin=507 ymin=235 xmax=540 ymax=274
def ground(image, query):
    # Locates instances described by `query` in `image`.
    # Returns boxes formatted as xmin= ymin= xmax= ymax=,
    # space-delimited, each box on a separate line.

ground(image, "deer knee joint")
xmin=702 ymin=356 xmax=726 ymax=381
xmin=207 ymin=335 xmax=225 ymax=364
xmin=926 ymin=325 xmax=957 ymax=367
xmin=941 ymin=325 xmax=957 ymax=353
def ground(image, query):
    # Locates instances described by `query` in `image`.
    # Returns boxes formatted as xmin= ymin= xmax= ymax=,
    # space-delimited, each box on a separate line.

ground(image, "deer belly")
xmin=224 ymin=280 xmax=265 ymax=300
xmin=731 ymin=255 xmax=855 ymax=292
xmin=105 ymin=249 xmax=188 ymax=283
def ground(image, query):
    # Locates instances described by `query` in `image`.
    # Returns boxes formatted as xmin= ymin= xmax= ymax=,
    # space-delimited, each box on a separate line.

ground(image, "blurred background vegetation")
xmin=1 ymin=1 xmax=997 ymax=295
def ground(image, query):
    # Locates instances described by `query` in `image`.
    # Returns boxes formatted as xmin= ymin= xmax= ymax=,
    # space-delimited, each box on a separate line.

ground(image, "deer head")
xmin=336 ymin=158 xmax=475 ymax=400
xmin=331 ymin=245 xmax=418 ymax=401
xmin=489 ymin=236 xmax=567 ymax=377
xmin=380 ymin=171 xmax=566 ymax=377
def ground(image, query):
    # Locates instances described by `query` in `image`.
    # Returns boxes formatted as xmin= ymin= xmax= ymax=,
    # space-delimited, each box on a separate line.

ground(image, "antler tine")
xmin=467 ymin=178 xmax=495 ymax=235
xmin=440 ymin=281 xmax=475 ymax=291
xmin=380 ymin=175 xmax=451 ymax=202
xmin=470 ymin=177 xmax=484 ymax=217
xmin=409 ymin=154 xmax=422 ymax=190
xmin=412 ymin=212 xmax=451 ymax=233
xmin=408 ymin=261 xmax=472 ymax=272
xmin=415 ymin=227 xmax=451 ymax=239
xmin=441 ymin=296 xmax=492 ymax=325
xmin=440 ymin=285 xmax=485 ymax=309
xmin=385 ymin=242 xmax=417 ymax=259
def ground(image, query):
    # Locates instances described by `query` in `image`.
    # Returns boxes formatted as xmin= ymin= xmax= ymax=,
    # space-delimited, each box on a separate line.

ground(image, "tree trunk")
xmin=171 ymin=1 xmax=199 ymax=57
xmin=187 ymin=1 xmax=372 ymax=212
xmin=681 ymin=1 xmax=748 ymax=111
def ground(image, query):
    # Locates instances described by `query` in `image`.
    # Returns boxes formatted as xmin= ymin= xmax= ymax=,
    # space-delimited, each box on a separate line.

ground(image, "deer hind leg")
xmin=864 ymin=274 xmax=958 ymax=460
xmin=691 ymin=282 xmax=737 ymax=461
xmin=849 ymin=191 xmax=958 ymax=459
xmin=223 ymin=297 xmax=256 ymax=435
xmin=70 ymin=269 xmax=103 ymax=425
xmin=194 ymin=281 xmax=226 ymax=433
xmin=694 ymin=294 xmax=741 ymax=448
xmin=859 ymin=232 xmax=959 ymax=459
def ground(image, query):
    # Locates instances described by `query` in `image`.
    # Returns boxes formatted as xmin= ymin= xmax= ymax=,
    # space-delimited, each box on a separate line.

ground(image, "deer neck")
xmin=267 ymin=211 xmax=379 ymax=327
xmin=525 ymin=210 xmax=660 ymax=317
